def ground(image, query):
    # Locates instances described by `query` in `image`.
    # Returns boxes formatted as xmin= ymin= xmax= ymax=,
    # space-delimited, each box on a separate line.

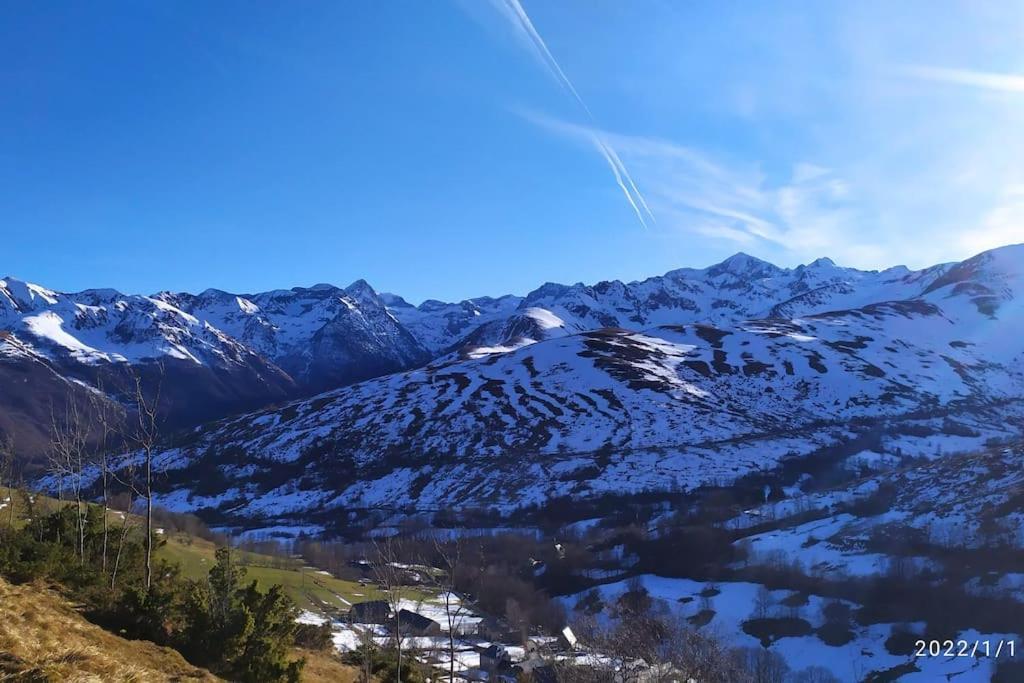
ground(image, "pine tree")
xmin=234 ymin=582 xmax=303 ymax=682
xmin=180 ymin=547 xmax=303 ymax=681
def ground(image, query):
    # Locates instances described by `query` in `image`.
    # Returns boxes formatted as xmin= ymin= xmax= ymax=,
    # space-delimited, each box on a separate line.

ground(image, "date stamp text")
xmin=914 ymin=639 xmax=1016 ymax=659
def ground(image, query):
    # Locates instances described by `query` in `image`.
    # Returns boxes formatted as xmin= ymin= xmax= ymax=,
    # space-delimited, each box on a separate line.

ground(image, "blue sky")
xmin=2 ymin=1 xmax=1023 ymax=302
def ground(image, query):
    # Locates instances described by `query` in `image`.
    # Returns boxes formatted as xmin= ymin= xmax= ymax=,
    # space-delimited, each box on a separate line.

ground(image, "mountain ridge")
xmin=57 ymin=243 xmax=1024 ymax=532
xmin=3 ymin=245 xmax=1019 ymax=471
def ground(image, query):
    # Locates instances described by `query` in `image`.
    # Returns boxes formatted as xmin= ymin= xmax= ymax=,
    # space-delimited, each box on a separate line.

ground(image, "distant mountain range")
xmin=16 ymin=243 xmax=1021 ymax=527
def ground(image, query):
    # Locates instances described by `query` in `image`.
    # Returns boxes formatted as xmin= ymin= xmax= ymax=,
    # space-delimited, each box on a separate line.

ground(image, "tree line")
xmin=0 ymin=366 xmax=327 ymax=682
xmin=0 ymin=487 xmax=316 ymax=681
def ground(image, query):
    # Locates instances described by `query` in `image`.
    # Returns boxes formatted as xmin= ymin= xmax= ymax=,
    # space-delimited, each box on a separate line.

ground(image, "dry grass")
xmin=0 ymin=576 xmax=362 ymax=682
xmin=0 ymin=576 xmax=218 ymax=682
xmin=292 ymin=649 xmax=360 ymax=683
xmin=0 ymin=490 xmax=363 ymax=682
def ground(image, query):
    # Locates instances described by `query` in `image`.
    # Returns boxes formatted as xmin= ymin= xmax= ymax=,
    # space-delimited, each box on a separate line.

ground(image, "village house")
xmin=348 ymin=599 xmax=390 ymax=624
xmin=397 ymin=609 xmax=441 ymax=636
xmin=478 ymin=616 xmax=520 ymax=643
xmin=480 ymin=644 xmax=511 ymax=672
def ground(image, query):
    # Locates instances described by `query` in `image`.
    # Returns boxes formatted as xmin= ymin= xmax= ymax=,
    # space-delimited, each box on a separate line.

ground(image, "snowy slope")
xmin=0 ymin=246 xmax=961 ymax=445
xmin=108 ymin=244 xmax=1024 ymax=525
xmin=0 ymin=277 xmax=299 ymax=456
xmin=0 ymin=277 xmax=435 ymax=457
xmin=381 ymin=293 xmax=524 ymax=354
xmin=384 ymin=252 xmax=954 ymax=357
xmin=0 ymin=278 xmax=253 ymax=366
xmin=160 ymin=279 xmax=430 ymax=392
xmin=564 ymin=575 xmax=1011 ymax=683
xmin=0 ymin=330 xmax=125 ymax=470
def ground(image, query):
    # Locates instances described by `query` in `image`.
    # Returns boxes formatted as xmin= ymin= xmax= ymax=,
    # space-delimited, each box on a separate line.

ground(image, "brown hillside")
xmin=0 ymin=577 xmax=218 ymax=682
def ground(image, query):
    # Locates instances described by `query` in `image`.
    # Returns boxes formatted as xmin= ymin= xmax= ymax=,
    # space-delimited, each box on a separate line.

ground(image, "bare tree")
xmin=789 ymin=666 xmax=841 ymax=683
xmin=352 ymin=616 xmax=378 ymax=683
xmin=0 ymin=434 xmax=14 ymax=529
xmin=431 ymin=539 xmax=468 ymax=683
xmin=754 ymin=585 xmax=774 ymax=620
xmin=45 ymin=411 xmax=65 ymax=544
xmin=108 ymin=474 xmax=137 ymax=589
xmin=48 ymin=397 xmax=91 ymax=563
xmin=575 ymin=607 xmax=750 ymax=683
xmin=740 ymin=646 xmax=788 ymax=683
xmin=90 ymin=382 xmax=122 ymax=574
xmin=505 ymin=597 xmax=529 ymax=647
xmin=130 ymin=367 xmax=163 ymax=591
xmin=372 ymin=538 xmax=405 ymax=682
xmin=105 ymin=367 xmax=161 ymax=590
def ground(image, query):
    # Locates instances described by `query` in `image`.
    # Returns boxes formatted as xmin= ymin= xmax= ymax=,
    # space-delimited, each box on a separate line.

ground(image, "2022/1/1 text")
xmin=914 ymin=640 xmax=1016 ymax=658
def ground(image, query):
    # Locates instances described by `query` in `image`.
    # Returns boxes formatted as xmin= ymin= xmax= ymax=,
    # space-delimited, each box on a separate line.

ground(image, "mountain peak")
xmin=345 ymin=279 xmax=379 ymax=299
xmin=0 ymin=277 xmax=59 ymax=308
xmin=379 ymin=292 xmax=412 ymax=308
xmin=726 ymin=251 xmax=755 ymax=261
xmin=345 ymin=278 xmax=374 ymax=291
xmin=706 ymin=252 xmax=781 ymax=278
xmin=198 ymin=287 xmax=231 ymax=297
xmin=721 ymin=252 xmax=763 ymax=267
xmin=524 ymin=282 xmax=573 ymax=303
xmin=922 ymin=242 xmax=1024 ymax=301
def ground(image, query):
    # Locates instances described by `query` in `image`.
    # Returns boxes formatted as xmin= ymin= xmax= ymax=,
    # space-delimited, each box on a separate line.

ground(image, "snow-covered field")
xmin=565 ymin=575 xmax=1012 ymax=683
xmin=297 ymin=596 xmax=494 ymax=675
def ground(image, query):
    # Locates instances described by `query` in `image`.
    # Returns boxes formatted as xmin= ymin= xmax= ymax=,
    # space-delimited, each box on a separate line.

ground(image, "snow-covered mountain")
xmin=106 ymin=244 xmax=1024 ymax=530
xmin=0 ymin=329 xmax=124 ymax=464
xmin=383 ymin=252 xmax=953 ymax=357
xmin=0 ymin=277 xmax=432 ymax=461
xmin=0 ymin=277 xmax=300 ymax=466
xmin=158 ymin=280 xmax=430 ymax=392
xmin=380 ymin=292 xmax=525 ymax=354
xmin=9 ymin=245 xmax=1023 ymax=473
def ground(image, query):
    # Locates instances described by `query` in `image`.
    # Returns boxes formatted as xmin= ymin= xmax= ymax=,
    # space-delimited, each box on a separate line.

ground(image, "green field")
xmin=157 ymin=532 xmax=387 ymax=613
xmin=1 ymin=485 xmax=62 ymax=525
xmin=1 ymin=486 xmax=143 ymax=535
xmin=1 ymin=486 xmax=422 ymax=614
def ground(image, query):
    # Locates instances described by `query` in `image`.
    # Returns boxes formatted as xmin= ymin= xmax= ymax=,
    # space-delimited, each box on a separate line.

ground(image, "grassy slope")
xmin=0 ymin=575 xmax=359 ymax=682
xmin=1 ymin=485 xmax=61 ymax=525
xmin=158 ymin=532 xmax=387 ymax=613
xmin=0 ymin=575 xmax=218 ymax=682
xmin=1 ymin=486 xmax=382 ymax=612
xmin=1 ymin=487 xmax=363 ymax=681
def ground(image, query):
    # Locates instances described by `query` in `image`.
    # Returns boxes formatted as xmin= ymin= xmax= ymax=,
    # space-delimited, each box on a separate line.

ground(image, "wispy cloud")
xmin=486 ymin=0 xmax=655 ymax=229
xmin=479 ymin=0 xmax=1024 ymax=269
xmin=899 ymin=65 xmax=1024 ymax=93
xmin=963 ymin=186 xmax=1024 ymax=254
xmin=522 ymin=111 xmax=883 ymax=263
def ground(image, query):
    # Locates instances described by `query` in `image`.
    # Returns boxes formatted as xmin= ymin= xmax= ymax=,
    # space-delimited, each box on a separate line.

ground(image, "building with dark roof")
xmin=397 ymin=608 xmax=441 ymax=636
xmin=349 ymin=600 xmax=390 ymax=624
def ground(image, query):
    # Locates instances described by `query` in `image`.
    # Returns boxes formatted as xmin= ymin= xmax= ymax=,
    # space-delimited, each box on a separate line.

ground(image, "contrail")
xmin=496 ymin=0 xmax=656 ymax=228
xmin=901 ymin=65 xmax=1024 ymax=93
xmin=591 ymin=134 xmax=648 ymax=227
xmin=599 ymin=137 xmax=655 ymax=220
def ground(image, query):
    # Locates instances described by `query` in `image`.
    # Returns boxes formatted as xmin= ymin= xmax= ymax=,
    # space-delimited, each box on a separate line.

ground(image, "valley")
xmin=5 ymin=244 xmax=1024 ymax=681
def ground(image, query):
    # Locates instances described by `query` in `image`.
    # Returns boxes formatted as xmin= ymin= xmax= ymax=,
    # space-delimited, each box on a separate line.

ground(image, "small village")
xmin=295 ymin=558 xmax=585 ymax=682
xmin=294 ymin=558 xmax=641 ymax=683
